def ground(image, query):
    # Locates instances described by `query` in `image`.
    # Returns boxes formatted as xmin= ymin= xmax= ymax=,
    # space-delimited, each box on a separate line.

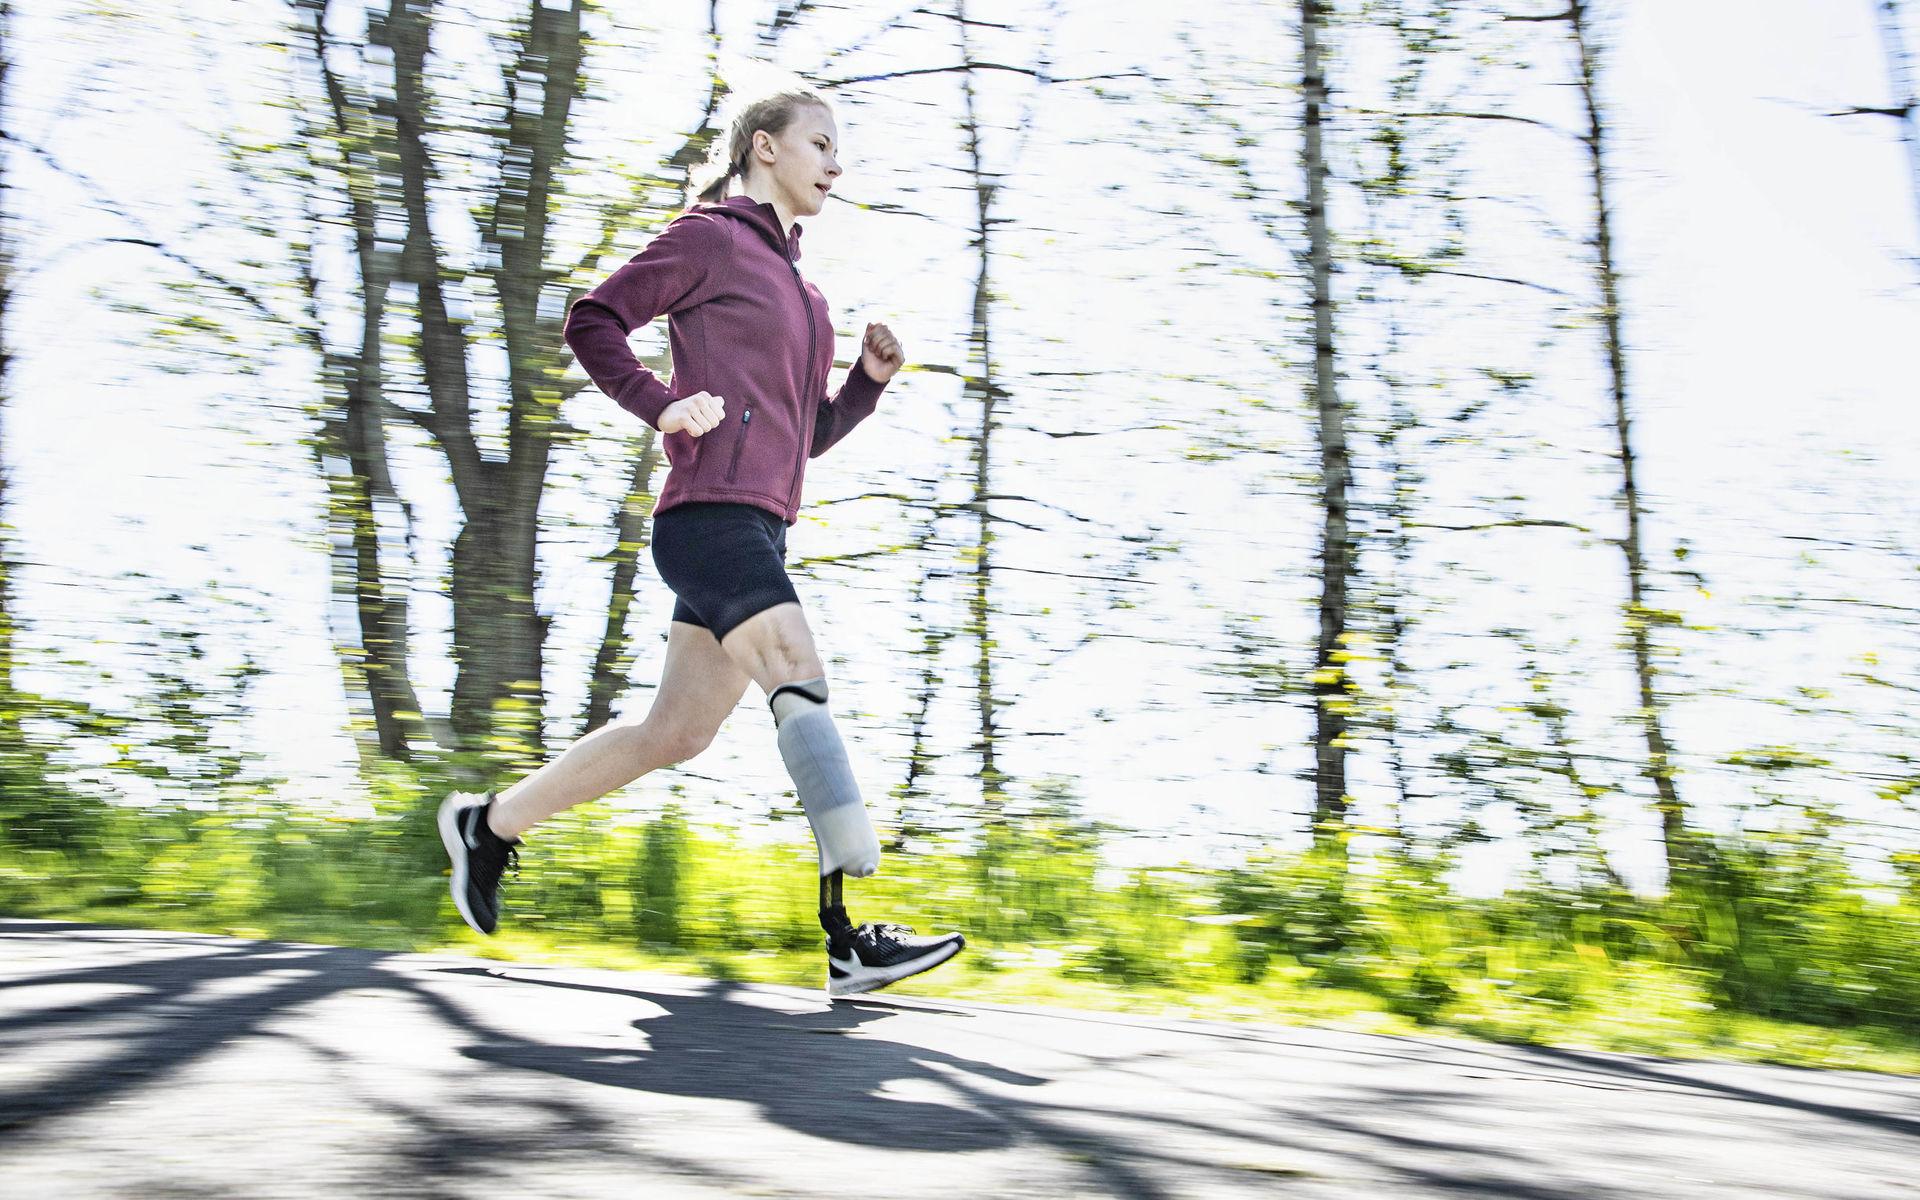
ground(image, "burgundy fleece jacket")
xmin=563 ymin=195 xmax=889 ymax=525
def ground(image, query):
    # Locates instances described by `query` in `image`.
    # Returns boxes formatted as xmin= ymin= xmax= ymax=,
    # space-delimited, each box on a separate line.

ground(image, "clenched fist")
xmin=659 ymin=391 xmax=726 ymax=436
xmin=859 ymin=321 xmax=904 ymax=385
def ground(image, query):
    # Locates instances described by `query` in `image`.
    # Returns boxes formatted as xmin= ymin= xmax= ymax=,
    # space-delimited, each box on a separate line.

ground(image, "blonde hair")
xmin=689 ymin=85 xmax=834 ymax=206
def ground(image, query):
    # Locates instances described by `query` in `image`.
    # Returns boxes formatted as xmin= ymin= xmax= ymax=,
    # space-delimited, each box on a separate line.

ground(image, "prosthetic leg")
xmin=770 ymin=675 xmax=964 ymax=997
xmin=819 ymin=868 xmax=852 ymax=939
xmin=768 ymin=676 xmax=881 ymax=885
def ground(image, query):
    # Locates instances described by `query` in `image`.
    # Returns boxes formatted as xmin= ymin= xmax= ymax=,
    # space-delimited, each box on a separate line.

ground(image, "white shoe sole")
xmin=437 ymin=793 xmax=488 ymax=935
xmin=827 ymin=936 xmax=964 ymax=999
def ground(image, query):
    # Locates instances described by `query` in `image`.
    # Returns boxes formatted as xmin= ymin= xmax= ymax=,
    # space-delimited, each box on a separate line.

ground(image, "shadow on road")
xmin=438 ymin=966 xmax=1045 ymax=1151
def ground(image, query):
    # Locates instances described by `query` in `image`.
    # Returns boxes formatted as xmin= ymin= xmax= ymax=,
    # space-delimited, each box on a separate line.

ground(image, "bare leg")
xmin=487 ymin=621 xmax=751 ymax=841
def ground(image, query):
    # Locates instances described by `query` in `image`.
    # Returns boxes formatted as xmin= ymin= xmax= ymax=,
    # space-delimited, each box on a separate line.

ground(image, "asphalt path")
xmin=2 ymin=919 xmax=1916 ymax=1198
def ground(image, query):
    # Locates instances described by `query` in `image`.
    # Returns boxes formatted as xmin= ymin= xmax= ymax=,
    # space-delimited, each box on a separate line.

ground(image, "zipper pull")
xmin=742 ymin=408 xmax=752 ymax=424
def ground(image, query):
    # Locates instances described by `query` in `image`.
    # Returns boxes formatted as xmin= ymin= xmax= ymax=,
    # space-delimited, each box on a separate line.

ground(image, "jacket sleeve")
xmin=809 ymin=356 xmax=888 ymax=458
xmin=563 ymin=214 xmax=728 ymax=430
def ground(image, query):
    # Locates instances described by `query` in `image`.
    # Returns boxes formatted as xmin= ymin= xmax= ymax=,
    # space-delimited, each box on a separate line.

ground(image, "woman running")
xmin=437 ymin=85 xmax=964 ymax=999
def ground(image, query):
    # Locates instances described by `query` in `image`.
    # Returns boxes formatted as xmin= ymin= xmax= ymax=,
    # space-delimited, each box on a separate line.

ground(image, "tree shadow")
xmin=1522 ymin=1042 xmax=1920 ymax=1140
xmin=438 ymin=966 xmax=1045 ymax=1152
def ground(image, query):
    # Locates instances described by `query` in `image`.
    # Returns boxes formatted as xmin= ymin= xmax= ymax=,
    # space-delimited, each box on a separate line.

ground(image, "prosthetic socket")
xmin=770 ymin=678 xmax=881 ymax=878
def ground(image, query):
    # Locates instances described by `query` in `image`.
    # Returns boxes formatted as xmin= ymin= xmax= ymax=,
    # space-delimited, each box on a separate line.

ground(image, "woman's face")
xmin=756 ymin=104 xmax=841 ymax=218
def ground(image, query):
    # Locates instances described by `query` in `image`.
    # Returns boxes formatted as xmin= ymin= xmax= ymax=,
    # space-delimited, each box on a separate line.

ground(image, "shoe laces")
xmin=865 ymin=921 xmax=915 ymax=946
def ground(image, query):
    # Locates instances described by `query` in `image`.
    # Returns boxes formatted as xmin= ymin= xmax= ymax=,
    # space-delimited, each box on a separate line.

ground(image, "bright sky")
xmin=7 ymin=0 xmax=1918 ymax=895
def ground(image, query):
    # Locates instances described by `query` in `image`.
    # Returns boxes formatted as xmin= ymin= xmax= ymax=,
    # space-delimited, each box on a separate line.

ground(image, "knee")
xmin=773 ymin=645 xmax=825 ymax=685
xmin=642 ymin=719 xmax=716 ymax=765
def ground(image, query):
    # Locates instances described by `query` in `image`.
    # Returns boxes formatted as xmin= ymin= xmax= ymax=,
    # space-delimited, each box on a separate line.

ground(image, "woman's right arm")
xmin=563 ymin=214 xmax=729 ymax=430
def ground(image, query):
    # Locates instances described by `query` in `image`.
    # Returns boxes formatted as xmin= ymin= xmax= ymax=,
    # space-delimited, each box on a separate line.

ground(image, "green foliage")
xmin=631 ymin=804 xmax=688 ymax=947
xmin=1679 ymin=811 xmax=1920 ymax=1029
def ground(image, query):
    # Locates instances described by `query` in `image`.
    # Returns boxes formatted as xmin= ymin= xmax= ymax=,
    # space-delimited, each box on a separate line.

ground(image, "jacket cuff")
xmin=614 ymin=373 xmax=675 ymax=429
xmin=835 ymin=355 xmax=887 ymax=417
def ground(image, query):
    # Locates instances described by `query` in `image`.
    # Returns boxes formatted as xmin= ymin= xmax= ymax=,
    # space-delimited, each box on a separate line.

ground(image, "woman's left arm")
xmin=810 ymin=322 xmax=904 ymax=458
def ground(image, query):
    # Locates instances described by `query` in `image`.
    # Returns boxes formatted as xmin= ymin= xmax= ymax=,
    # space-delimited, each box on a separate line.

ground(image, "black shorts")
xmin=649 ymin=501 xmax=800 ymax=642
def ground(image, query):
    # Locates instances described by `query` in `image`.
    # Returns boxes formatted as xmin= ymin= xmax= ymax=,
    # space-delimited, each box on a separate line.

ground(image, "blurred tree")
xmin=119 ymin=0 xmax=611 ymax=772
xmin=1569 ymin=0 xmax=1699 ymax=884
xmin=289 ymin=0 xmax=435 ymax=764
xmin=0 ymin=0 xmax=17 ymax=758
xmin=1505 ymin=0 xmax=1703 ymax=885
xmin=577 ymin=396 xmax=662 ymax=737
xmin=1860 ymin=0 xmax=1920 ymax=245
xmin=1351 ymin=0 xmax=1454 ymax=849
xmin=377 ymin=0 xmax=590 ymax=767
xmin=1350 ymin=0 xmax=1634 ymax=884
xmin=1300 ymin=0 xmax=1357 ymax=858
xmin=954 ymin=0 xmax=1017 ymax=821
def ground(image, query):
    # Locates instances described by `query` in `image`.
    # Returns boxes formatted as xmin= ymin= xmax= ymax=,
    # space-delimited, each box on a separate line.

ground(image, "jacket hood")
xmin=698 ymin=194 xmax=804 ymax=261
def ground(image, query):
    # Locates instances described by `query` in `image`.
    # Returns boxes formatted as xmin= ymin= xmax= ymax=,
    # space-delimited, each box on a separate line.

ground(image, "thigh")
xmin=643 ymin=619 xmax=753 ymax=740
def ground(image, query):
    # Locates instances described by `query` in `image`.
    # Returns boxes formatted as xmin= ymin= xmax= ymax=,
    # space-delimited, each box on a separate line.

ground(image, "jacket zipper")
xmin=786 ymin=253 xmax=816 ymax=512
xmin=726 ymin=407 xmax=752 ymax=482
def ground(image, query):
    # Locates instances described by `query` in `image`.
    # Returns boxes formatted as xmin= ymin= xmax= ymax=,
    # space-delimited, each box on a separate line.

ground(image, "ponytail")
xmin=690 ymin=158 xmax=738 ymax=207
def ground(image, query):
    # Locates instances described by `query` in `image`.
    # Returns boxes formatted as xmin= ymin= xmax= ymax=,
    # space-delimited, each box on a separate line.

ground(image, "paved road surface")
xmin=2 ymin=919 xmax=1916 ymax=1198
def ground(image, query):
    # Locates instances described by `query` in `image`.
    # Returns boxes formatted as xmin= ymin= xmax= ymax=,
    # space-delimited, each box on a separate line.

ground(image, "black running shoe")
xmin=437 ymin=791 xmax=518 ymax=935
xmin=826 ymin=921 xmax=965 ymax=999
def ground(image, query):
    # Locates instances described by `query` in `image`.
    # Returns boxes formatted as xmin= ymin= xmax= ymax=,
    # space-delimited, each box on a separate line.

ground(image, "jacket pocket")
xmin=725 ymin=407 xmax=753 ymax=483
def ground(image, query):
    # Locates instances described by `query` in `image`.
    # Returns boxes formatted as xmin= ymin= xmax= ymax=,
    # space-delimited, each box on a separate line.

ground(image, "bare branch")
xmin=1341 ymin=106 xmax=1571 ymax=136
xmin=818 ymin=62 xmax=1150 ymax=88
xmin=1357 ymin=253 xmax=1574 ymax=296
xmin=826 ymin=194 xmax=945 ymax=222
xmin=1408 ymin=518 xmax=1592 ymax=533
xmin=985 ymin=493 xmax=1096 ymax=523
xmin=1006 ymin=421 xmax=1173 ymax=439
xmin=810 ymin=490 xmax=922 ymax=507
xmin=985 ymin=564 xmax=1146 ymax=585
xmin=1827 ymin=104 xmax=1912 ymax=118
xmin=1768 ymin=595 xmax=1920 ymax=615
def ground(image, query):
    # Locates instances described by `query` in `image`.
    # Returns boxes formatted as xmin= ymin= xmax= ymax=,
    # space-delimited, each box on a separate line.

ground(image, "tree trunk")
xmin=1302 ymin=0 xmax=1354 ymax=855
xmin=582 ymin=430 xmax=660 ymax=734
xmin=890 ymin=510 xmax=954 ymax=847
xmin=298 ymin=0 xmax=431 ymax=761
xmin=956 ymin=0 xmax=1009 ymax=818
xmin=1872 ymin=0 xmax=1920 ymax=240
xmin=1566 ymin=0 xmax=1695 ymax=882
xmin=0 ymin=0 xmax=16 ymax=754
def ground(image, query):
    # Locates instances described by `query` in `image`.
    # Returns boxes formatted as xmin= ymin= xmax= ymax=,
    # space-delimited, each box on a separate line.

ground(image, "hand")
xmin=659 ymin=391 xmax=725 ymax=436
xmin=858 ymin=321 xmax=904 ymax=385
